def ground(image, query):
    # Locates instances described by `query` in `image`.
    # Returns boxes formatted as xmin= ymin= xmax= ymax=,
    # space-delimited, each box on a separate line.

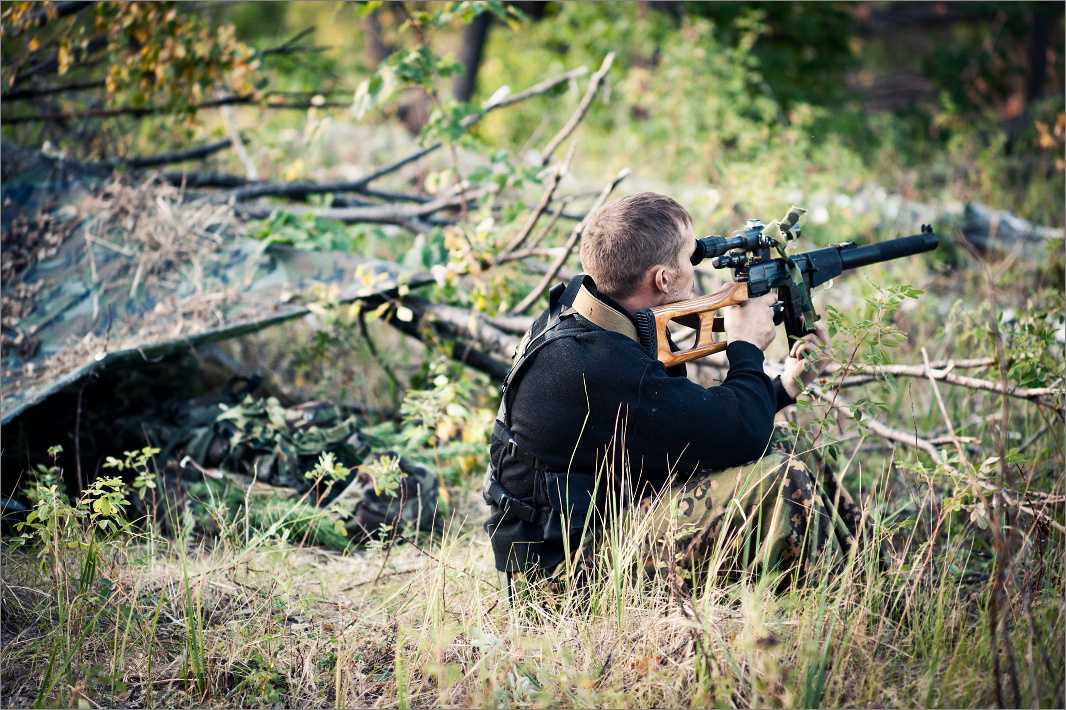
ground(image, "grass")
xmin=1 ymin=454 xmax=1063 ymax=709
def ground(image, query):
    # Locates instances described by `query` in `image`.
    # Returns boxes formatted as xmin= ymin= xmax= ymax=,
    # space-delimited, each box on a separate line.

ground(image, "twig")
xmin=92 ymin=139 xmax=233 ymax=170
xmin=540 ymin=54 xmax=615 ymax=166
xmin=525 ymin=197 xmax=572 ymax=250
xmin=804 ymin=380 xmax=1066 ymax=533
xmin=257 ymin=26 xmax=317 ymax=57
xmin=228 ymin=67 xmax=590 ymax=202
xmin=74 ymin=382 xmax=86 ymax=494
xmin=341 ymin=568 xmax=421 ymax=590
xmin=0 ymin=94 xmax=347 ymax=124
xmin=231 ymin=186 xmax=493 ymax=225
xmin=216 ymin=90 xmax=259 ymax=183
xmin=921 ymin=347 xmax=985 ymax=484
xmin=2 ymin=79 xmax=105 ymax=101
xmin=356 ymin=308 xmax=403 ymax=393
xmin=508 ymin=168 xmax=629 ymax=314
xmin=498 ymin=142 xmax=577 ymax=259
xmin=488 ymin=66 xmax=589 ymax=110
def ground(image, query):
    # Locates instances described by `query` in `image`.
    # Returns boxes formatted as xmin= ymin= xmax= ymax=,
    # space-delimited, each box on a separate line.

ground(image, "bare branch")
xmin=366 ymin=299 xmax=513 ymax=381
xmin=539 ymin=53 xmax=614 ymax=167
xmin=0 ymin=93 xmax=348 ymax=124
xmin=487 ymin=66 xmax=589 ymax=110
xmin=93 ymin=139 xmax=233 ymax=170
xmin=1 ymin=79 xmax=105 ymax=101
xmin=802 ymin=362 xmax=1065 ymax=534
xmin=526 ymin=197 xmax=573 ymax=250
xmin=216 ymin=92 xmax=258 ymax=182
xmin=499 ymin=161 xmax=566 ymax=256
xmin=823 ymin=357 xmax=1063 ymax=411
xmin=508 ymin=168 xmax=629 ymax=315
xmin=231 ymin=185 xmax=494 ymax=227
xmin=228 ymin=66 xmax=591 ymax=201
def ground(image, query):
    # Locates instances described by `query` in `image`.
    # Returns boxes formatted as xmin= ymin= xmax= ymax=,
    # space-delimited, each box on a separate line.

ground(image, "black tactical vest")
xmin=482 ymin=275 xmax=612 ymax=573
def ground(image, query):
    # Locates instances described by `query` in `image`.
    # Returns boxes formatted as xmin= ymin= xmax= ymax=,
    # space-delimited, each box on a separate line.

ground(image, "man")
xmin=483 ymin=192 xmax=862 ymax=587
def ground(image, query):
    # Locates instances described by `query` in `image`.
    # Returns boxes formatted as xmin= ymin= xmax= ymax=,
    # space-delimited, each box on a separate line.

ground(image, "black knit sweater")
xmin=504 ymin=293 xmax=795 ymax=498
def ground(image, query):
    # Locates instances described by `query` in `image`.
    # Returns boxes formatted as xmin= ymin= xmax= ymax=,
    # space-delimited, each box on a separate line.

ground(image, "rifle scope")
xmin=691 ymin=233 xmax=760 ymax=264
xmin=692 ymin=218 xmax=798 ymax=265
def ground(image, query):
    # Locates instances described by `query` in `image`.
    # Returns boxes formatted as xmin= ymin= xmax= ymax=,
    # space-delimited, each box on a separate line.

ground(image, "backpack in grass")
xmin=152 ymin=394 xmax=442 ymax=543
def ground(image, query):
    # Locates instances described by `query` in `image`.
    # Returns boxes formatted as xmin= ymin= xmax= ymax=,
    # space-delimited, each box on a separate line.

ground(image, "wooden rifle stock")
xmin=636 ymin=282 xmax=749 ymax=368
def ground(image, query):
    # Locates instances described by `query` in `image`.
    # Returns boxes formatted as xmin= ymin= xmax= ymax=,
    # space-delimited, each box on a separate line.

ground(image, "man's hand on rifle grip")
xmin=781 ymin=320 xmax=831 ymax=400
xmin=722 ymin=292 xmax=778 ymax=351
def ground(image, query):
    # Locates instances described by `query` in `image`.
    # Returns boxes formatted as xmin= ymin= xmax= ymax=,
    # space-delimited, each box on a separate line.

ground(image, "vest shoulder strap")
xmin=498 ymin=274 xmax=640 ymax=425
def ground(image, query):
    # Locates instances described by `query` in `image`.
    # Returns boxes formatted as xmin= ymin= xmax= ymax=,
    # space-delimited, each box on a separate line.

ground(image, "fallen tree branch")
xmin=540 ymin=53 xmax=614 ymax=166
xmin=228 ymin=177 xmax=431 ymax=204
xmin=24 ymin=0 xmax=93 ymax=28
xmin=826 ymin=357 xmax=996 ymax=375
xmin=823 ymin=357 xmax=1063 ymax=410
xmin=227 ymin=66 xmax=590 ymax=203
xmin=231 ymin=184 xmax=494 ymax=226
xmin=1 ymin=79 xmax=105 ymax=101
xmin=498 ymin=144 xmax=573 ymax=256
xmin=10 ymin=35 xmax=107 ymax=86
xmin=157 ymin=171 xmax=249 ymax=188
xmin=375 ymin=304 xmax=512 ymax=381
xmin=508 ymin=168 xmax=630 ymax=314
xmin=93 ymin=139 xmax=233 ymax=170
xmin=525 ymin=197 xmax=572 ymax=250
xmin=216 ymin=90 xmax=258 ymax=182
xmin=483 ymin=313 xmax=535 ymax=336
xmin=1 ymin=93 xmax=348 ymax=124
xmin=408 ymin=298 xmax=520 ymax=359
xmin=802 ymin=373 xmax=1066 ymax=534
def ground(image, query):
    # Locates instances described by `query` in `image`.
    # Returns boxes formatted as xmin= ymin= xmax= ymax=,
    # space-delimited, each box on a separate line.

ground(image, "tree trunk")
xmin=452 ymin=11 xmax=492 ymax=102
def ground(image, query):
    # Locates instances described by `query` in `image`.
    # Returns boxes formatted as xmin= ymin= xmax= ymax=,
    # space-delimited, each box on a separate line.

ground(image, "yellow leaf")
xmin=29 ymin=38 xmax=39 ymax=52
xmin=436 ymin=418 xmax=458 ymax=443
xmin=57 ymin=45 xmax=71 ymax=76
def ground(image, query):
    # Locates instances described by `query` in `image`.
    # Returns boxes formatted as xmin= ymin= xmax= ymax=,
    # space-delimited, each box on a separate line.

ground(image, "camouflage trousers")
xmin=637 ymin=430 xmax=865 ymax=586
xmin=508 ymin=430 xmax=865 ymax=596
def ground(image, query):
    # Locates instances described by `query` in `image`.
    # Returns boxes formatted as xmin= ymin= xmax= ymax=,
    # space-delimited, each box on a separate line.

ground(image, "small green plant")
xmin=103 ymin=445 xmax=160 ymax=500
xmin=360 ymin=453 xmax=403 ymax=497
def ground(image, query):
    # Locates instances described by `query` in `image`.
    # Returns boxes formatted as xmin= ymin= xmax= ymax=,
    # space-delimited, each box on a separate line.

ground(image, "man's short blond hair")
xmin=580 ymin=192 xmax=693 ymax=298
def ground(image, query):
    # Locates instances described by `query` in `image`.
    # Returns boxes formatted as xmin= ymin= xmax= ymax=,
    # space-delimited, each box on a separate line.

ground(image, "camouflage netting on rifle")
xmin=131 ymin=392 xmax=442 ymax=547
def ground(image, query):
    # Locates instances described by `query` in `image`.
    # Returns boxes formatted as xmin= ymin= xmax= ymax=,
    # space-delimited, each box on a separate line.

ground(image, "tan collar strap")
xmin=570 ymin=285 xmax=639 ymax=342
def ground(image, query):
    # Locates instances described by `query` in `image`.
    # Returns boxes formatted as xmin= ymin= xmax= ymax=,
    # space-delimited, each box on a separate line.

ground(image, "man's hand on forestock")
xmin=723 ymin=292 xmax=777 ymax=351
xmin=781 ymin=320 xmax=831 ymax=400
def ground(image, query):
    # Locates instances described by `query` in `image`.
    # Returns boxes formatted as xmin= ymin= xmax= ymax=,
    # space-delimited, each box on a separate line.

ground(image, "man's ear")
xmin=653 ymin=266 xmax=670 ymax=295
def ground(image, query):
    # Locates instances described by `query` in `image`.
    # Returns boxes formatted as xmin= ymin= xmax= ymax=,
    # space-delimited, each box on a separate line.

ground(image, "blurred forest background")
xmin=1 ymin=2 xmax=1064 ymax=708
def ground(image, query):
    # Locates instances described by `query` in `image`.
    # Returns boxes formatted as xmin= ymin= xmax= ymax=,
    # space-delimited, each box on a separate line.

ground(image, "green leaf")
xmin=356 ymin=1 xmax=383 ymax=17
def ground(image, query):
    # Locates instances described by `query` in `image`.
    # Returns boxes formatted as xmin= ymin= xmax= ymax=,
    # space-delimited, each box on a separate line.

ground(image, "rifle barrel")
xmin=838 ymin=232 xmax=938 ymax=271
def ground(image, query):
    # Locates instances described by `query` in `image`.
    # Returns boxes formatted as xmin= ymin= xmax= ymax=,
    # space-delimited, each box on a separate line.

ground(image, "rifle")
xmin=635 ymin=209 xmax=939 ymax=367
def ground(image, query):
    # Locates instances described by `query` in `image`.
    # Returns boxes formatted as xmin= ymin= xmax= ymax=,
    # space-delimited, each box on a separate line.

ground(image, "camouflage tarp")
xmin=1 ymin=153 xmax=431 ymax=425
